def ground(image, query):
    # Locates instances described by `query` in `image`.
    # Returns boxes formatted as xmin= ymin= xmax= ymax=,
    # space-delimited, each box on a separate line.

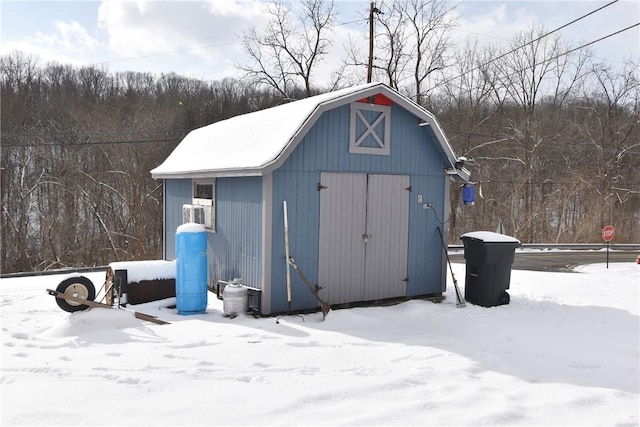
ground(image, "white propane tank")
xmin=223 ymin=280 xmax=248 ymax=317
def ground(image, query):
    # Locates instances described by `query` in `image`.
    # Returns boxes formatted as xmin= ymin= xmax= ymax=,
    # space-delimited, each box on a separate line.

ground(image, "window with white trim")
xmin=192 ymin=179 xmax=215 ymax=232
xmin=349 ymin=102 xmax=391 ymax=155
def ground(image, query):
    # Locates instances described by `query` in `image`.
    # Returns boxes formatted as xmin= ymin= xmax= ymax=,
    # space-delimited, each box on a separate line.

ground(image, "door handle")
xmin=362 ymin=233 xmax=371 ymax=242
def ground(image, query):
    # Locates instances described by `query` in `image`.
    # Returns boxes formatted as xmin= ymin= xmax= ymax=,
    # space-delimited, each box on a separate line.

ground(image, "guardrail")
xmin=1 ymin=244 xmax=638 ymax=279
xmin=448 ymin=243 xmax=640 ymax=251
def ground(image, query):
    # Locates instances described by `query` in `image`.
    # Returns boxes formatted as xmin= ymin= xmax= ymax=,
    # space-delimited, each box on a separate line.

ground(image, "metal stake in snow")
xmin=437 ymin=226 xmax=466 ymax=308
xmin=602 ymin=225 xmax=615 ymax=269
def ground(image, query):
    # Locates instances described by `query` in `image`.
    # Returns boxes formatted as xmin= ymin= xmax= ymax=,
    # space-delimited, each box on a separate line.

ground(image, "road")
xmin=449 ymin=250 xmax=639 ymax=272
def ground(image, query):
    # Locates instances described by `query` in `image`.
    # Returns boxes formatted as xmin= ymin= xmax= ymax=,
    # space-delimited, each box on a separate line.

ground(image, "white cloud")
xmin=41 ymin=20 xmax=102 ymax=51
xmin=202 ymin=0 xmax=267 ymax=17
xmin=94 ymin=0 xmax=268 ymax=79
xmin=454 ymin=3 xmax=542 ymax=49
xmin=0 ymin=39 xmax=87 ymax=67
xmin=0 ymin=19 xmax=102 ymax=67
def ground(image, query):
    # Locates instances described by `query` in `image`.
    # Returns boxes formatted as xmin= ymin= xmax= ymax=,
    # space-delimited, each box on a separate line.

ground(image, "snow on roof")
xmin=461 ymin=231 xmax=521 ymax=244
xmin=151 ymin=83 xmax=378 ymax=178
xmin=150 ymin=82 xmax=469 ymax=180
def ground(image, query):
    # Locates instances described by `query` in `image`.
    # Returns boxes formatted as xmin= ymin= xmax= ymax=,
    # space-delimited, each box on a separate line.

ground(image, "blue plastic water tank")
xmin=175 ymin=223 xmax=208 ymax=315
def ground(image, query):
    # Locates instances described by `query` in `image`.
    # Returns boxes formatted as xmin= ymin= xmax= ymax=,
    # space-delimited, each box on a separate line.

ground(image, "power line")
xmin=452 ymin=28 xmax=508 ymax=42
xmin=337 ymin=18 xmax=367 ymax=26
xmin=428 ymin=0 xmax=624 ymax=91
xmin=92 ymin=40 xmax=238 ymax=68
xmin=451 ymin=26 xmax=633 ymax=66
xmin=429 ymin=21 xmax=639 ymax=94
xmin=552 ymin=22 xmax=640 ymax=60
xmin=2 ymin=137 xmax=180 ymax=148
xmin=1 ymin=129 xmax=189 ymax=139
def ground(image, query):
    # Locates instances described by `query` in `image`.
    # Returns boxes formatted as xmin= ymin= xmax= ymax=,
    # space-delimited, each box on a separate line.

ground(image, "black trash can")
xmin=460 ymin=231 xmax=520 ymax=307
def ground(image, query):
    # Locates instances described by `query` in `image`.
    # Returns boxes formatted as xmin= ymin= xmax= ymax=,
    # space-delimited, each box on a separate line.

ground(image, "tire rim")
xmin=64 ymin=283 xmax=90 ymax=306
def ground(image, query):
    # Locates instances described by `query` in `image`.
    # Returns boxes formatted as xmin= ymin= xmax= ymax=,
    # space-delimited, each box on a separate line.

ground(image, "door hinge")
xmin=317 ymin=183 xmax=328 ymax=191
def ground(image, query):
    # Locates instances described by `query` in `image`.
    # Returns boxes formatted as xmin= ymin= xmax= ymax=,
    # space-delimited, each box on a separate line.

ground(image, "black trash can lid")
xmin=461 ymin=231 xmax=521 ymax=244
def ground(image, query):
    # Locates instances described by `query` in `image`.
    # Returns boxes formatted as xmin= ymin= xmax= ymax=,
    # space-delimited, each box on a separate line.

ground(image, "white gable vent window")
xmin=349 ymin=102 xmax=391 ymax=155
xmin=190 ymin=179 xmax=215 ymax=232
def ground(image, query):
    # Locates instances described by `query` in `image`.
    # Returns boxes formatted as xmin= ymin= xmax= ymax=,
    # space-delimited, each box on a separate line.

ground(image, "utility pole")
xmin=367 ymin=1 xmax=381 ymax=83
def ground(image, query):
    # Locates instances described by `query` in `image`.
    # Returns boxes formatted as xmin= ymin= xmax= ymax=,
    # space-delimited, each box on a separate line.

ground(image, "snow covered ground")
xmin=1 ymin=262 xmax=638 ymax=426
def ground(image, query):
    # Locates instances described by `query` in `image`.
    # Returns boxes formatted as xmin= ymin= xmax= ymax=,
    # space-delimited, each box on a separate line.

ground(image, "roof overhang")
xmin=151 ymin=168 xmax=264 ymax=180
xmin=446 ymin=166 xmax=471 ymax=182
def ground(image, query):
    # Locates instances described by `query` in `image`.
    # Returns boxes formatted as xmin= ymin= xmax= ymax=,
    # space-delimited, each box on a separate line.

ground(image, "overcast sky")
xmin=1 ymin=0 xmax=638 ymax=86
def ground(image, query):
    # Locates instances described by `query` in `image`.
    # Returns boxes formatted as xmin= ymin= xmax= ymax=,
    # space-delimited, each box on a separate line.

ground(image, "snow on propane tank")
xmin=175 ymin=223 xmax=208 ymax=315
xmin=223 ymin=279 xmax=248 ymax=317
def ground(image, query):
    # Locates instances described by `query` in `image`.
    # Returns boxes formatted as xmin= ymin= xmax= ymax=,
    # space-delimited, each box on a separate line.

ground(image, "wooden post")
xmin=283 ymin=200 xmax=292 ymax=303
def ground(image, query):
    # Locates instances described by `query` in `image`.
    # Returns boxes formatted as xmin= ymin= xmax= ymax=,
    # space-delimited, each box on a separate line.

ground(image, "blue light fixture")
xmin=463 ymin=182 xmax=475 ymax=206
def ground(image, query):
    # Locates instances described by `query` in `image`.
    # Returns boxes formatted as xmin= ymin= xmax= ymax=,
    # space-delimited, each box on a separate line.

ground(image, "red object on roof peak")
xmin=356 ymin=93 xmax=392 ymax=106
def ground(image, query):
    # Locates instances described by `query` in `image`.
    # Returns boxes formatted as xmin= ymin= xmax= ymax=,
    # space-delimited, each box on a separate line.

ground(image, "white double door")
xmin=318 ymin=172 xmax=410 ymax=304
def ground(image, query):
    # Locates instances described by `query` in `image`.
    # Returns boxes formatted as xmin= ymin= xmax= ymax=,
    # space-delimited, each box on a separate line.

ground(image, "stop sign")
xmin=602 ymin=225 xmax=615 ymax=242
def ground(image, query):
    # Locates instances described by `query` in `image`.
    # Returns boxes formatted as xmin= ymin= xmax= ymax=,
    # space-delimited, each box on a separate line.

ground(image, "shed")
xmin=151 ymin=82 xmax=470 ymax=315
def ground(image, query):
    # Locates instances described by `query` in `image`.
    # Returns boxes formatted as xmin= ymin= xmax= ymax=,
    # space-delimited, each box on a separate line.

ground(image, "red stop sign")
xmin=602 ymin=225 xmax=615 ymax=242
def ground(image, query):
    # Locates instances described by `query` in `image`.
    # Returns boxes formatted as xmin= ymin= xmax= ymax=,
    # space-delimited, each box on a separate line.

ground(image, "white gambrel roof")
xmin=151 ymin=82 xmax=469 ymax=181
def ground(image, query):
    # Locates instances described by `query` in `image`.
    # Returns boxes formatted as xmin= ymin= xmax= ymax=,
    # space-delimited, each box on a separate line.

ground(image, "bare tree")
xmin=578 ymin=60 xmax=640 ymax=239
xmin=484 ymin=27 xmax=590 ymax=241
xmin=371 ymin=0 xmax=458 ymax=104
xmin=436 ymin=41 xmax=497 ymax=235
xmin=1 ymin=53 xmax=42 ymax=272
xmin=1 ymin=53 xmax=287 ymax=274
xmin=372 ymin=2 xmax=409 ymax=90
xmin=237 ymin=0 xmax=336 ymax=99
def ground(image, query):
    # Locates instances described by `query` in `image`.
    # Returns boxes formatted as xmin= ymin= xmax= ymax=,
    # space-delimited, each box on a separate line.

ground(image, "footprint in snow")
xmin=11 ymin=332 xmax=29 ymax=340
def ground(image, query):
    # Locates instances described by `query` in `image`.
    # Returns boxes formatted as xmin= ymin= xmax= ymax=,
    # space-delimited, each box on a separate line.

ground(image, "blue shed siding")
xmin=407 ymin=174 xmax=447 ymax=296
xmin=164 ymin=177 xmax=263 ymax=290
xmin=281 ymin=104 xmax=447 ymax=175
xmin=210 ymin=177 xmax=263 ymax=288
xmin=269 ymin=103 xmax=449 ymax=313
xmin=164 ymin=179 xmax=193 ymax=260
xmin=270 ymin=170 xmax=321 ymax=313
